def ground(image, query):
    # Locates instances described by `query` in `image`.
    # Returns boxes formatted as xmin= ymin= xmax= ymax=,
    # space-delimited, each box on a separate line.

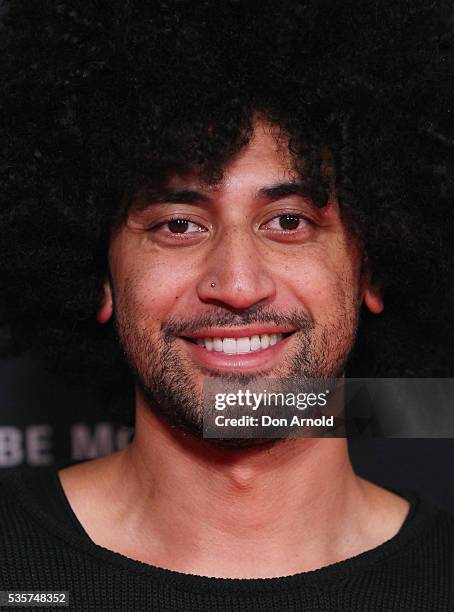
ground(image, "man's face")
xmin=102 ymin=122 xmax=381 ymax=438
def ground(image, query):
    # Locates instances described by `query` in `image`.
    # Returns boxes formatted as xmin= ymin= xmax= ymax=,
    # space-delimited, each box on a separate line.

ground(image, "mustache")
xmin=161 ymin=308 xmax=315 ymax=337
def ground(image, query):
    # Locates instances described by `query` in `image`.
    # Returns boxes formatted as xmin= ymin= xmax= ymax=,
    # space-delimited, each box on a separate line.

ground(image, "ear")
xmin=96 ymin=276 xmax=113 ymax=324
xmin=363 ymin=282 xmax=384 ymax=314
xmin=360 ymin=254 xmax=384 ymax=314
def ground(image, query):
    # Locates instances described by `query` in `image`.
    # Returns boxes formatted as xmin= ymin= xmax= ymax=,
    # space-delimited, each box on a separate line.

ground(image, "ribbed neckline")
xmin=3 ymin=466 xmax=438 ymax=595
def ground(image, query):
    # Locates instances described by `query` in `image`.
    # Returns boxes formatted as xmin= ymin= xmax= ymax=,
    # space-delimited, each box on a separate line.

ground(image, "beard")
xmin=114 ymin=295 xmax=359 ymax=449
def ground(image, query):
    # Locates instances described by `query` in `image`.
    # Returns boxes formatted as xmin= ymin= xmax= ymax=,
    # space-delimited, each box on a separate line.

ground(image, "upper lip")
xmin=179 ymin=326 xmax=298 ymax=339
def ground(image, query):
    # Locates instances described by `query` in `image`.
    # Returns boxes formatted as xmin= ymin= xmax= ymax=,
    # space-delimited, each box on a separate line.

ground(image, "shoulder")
xmin=0 ymin=467 xmax=91 ymax=591
xmin=0 ymin=468 xmax=54 ymax=576
xmin=0 ymin=467 xmax=61 ymax=536
xmin=419 ymin=505 xmax=454 ymax=546
xmin=0 ymin=468 xmax=31 ymax=513
xmin=376 ymin=493 xmax=454 ymax=575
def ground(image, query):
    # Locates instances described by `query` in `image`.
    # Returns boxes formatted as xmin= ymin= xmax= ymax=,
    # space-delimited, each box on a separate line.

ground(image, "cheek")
xmin=270 ymin=242 xmax=359 ymax=321
xmin=114 ymin=249 xmax=201 ymax=327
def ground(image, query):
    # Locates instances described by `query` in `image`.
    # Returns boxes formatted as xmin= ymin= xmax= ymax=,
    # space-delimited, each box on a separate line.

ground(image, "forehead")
xmin=125 ymin=119 xmax=332 ymax=217
xmin=168 ymin=122 xmax=298 ymax=193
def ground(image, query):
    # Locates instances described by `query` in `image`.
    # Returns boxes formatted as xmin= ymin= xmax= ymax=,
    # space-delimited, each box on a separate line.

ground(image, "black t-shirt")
xmin=1 ymin=466 xmax=454 ymax=611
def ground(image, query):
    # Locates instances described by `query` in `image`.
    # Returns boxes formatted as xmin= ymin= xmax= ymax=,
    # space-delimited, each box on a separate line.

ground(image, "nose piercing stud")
xmin=210 ymin=282 xmax=216 ymax=287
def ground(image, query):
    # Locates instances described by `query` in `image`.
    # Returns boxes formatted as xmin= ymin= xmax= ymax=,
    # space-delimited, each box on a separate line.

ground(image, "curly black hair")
xmin=1 ymin=0 xmax=453 ymax=407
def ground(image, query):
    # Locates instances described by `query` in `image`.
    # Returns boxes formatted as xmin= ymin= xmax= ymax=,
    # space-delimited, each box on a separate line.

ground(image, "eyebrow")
xmin=255 ymin=181 xmax=318 ymax=203
xmin=131 ymin=180 xmax=324 ymax=212
xmin=134 ymin=189 xmax=211 ymax=208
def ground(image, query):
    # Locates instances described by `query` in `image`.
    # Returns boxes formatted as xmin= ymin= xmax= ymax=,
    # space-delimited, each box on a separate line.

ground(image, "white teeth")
xmin=222 ymin=338 xmax=237 ymax=354
xmin=250 ymin=335 xmax=261 ymax=351
xmin=213 ymin=338 xmax=223 ymax=352
xmin=260 ymin=334 xmax=270 ymax=349
xmin=194 ymin=333 xmax=286 ymax=353
xmin=236 ymin=337 xmax=251 ymax=354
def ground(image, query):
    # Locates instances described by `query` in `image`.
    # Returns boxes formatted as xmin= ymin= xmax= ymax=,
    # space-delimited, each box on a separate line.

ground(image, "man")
xmin=0 ymin=0 xmax=453 ymax=610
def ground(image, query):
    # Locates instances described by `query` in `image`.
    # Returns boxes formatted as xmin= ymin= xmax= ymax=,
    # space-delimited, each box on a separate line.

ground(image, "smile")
xmin=184 ymin=333 xmax=292 ymax=354
xmin=178 ymin=328 xmax=297 ymax=372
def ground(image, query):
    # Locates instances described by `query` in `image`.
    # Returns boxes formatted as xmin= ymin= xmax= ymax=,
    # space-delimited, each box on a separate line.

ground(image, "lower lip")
xmin=179 ymin=334 xmax=295 ymax=373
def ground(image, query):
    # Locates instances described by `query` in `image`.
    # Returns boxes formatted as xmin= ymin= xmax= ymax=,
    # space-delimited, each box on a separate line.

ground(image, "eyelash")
xmin=261 ymin=214 xmax=312 ymax=232
xmin=150 ymin=213 xmax=313 ymax=236
xmin=151 ymin=216 xmax=207 ymax=236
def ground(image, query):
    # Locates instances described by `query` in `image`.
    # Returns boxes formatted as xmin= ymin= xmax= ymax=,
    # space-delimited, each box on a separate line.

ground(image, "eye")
xmin=167 ymin=219 xmax=201 ymax=233
xmin=261 ymin=214 xmax=310 ymax=232
xmin=153 ymin=217 xmax=207 ymax=235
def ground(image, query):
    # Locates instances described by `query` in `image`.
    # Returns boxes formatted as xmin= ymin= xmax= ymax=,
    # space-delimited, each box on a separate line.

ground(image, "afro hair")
xmin=0 ymin=0 xmax=453 ymax=407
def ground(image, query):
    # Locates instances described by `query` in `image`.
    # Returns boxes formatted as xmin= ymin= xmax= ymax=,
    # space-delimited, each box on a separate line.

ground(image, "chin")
xmin=200 ymin=435 xmax=285 ymax=451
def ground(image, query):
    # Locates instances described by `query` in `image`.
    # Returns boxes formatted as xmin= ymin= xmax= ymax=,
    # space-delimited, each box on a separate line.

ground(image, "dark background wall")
xmin=1 ymin=354 xmax=453 ymax=512
xmin=0 ymin=0 xmax=452 ymax=514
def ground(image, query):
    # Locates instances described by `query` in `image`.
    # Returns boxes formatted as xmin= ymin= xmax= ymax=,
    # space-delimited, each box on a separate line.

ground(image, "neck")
xmin=130 ymin=399 xmax=353 ymax=529
xmin=60 ymin=389 xmax=410 ymax=578
xmin=104 ymin=390 xmax=395 ymax=577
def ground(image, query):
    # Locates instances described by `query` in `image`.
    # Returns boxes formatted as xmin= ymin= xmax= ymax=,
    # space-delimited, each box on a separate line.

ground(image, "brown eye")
xmin=259 ymin=213 xmax=312 ymax=237
xmin=168 ymin=219 xmax=189 ymax=233
xmin=149 ymin=217 xmax=207 ymax=239
xmin=278 ymin=215 xmax=301 ymax=230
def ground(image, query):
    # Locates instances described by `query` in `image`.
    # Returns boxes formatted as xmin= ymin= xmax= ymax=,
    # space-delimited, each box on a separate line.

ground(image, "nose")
xmin=196 ymin=227 xmax=277 ymax=311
